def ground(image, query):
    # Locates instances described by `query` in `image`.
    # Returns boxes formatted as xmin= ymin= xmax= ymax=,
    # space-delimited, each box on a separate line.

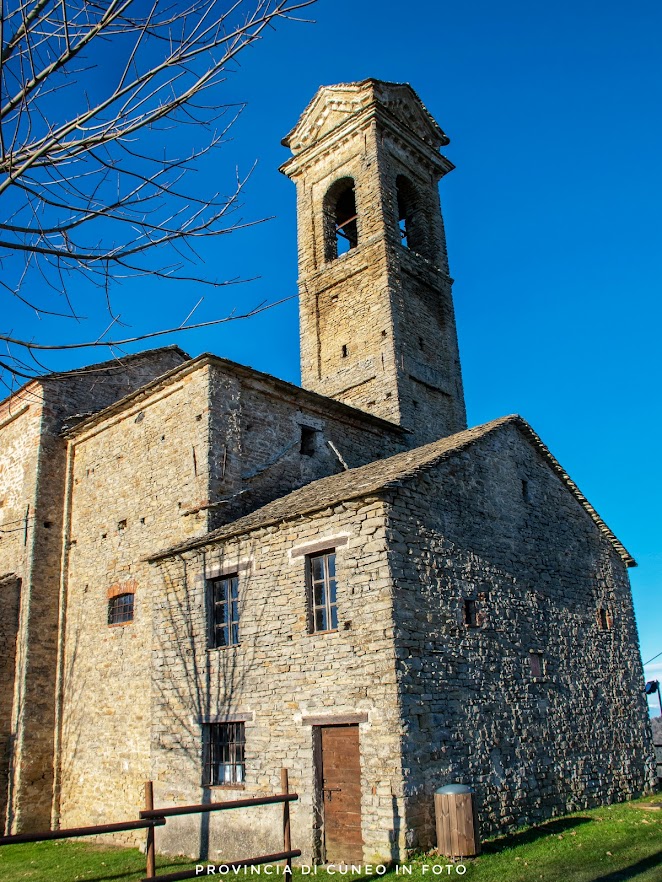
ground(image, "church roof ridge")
xmin=0 ymin=344 xmax=190 ymax=412
xmin=64 ymin=351 xmax=408 ymax=440
xmin=147 ymin=414 xmax=635 ymax=566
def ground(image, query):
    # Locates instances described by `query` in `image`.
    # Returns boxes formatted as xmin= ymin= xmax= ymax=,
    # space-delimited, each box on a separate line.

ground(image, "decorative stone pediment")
xmin=282 ymin=79 xmax=449 ymax=155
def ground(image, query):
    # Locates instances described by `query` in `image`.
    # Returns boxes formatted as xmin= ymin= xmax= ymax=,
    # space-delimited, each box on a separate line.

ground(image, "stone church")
xmin=0 ymin=80 xmax=654 ymax=863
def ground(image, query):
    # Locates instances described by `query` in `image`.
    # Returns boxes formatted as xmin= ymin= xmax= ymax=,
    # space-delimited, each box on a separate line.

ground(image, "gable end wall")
xmin=386 ymin=423 xmax=653 ymax=845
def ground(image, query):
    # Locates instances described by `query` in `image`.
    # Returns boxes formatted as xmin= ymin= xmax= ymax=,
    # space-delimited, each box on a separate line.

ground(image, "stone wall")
xmin=207 ymin=361 xmax=407 ymax=528
xmin=0 ymin=574 xmax=21 ymax=826
xmin=150 ymin=497 xmax=405 ymax=864
xmin=0 ymin=391 xmax=41 ymax=592
xmin=385 ymin=422 xmax=654 ymax=845
xmin=0 ymin=387 xmax=55 ymax=832
xmin=0 ymin=347 xmax=187 ymax=832
xmin=58 ymin=367 xmax=212 ymax=835
xmin=56 ymin=358 xmax=406 ymax=839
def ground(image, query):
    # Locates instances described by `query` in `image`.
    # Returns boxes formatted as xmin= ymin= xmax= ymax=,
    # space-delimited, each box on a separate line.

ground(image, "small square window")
xmin=203 ymin=722 xmax=245 ymax=786
xmin=210 ymin=575 xmax=240 ymax=648
xmin=300 ymin=426 xmax=317 ymax=457
xmin=108 ymin=593 xmax=134 ymax=625
xmin=308 ymin=551 xmax=337 ymax=633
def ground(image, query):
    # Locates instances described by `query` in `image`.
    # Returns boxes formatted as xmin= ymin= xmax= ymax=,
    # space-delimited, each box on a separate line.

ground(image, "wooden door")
xmin=319 ymin=725 xmax=363 ymax=864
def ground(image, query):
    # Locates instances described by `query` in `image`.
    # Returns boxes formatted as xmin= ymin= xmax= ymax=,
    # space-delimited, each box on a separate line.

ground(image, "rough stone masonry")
xmin=0 ymin=79 xmax=654 ymax=862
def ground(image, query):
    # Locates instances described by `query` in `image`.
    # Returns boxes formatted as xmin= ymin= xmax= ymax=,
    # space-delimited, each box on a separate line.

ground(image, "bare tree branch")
xmin=0 ymin=0 xmax=316 ymax=386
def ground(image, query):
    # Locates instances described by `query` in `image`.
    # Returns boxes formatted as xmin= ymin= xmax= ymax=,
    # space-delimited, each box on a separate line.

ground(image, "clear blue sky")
xmin=6 ymin=1 xmax=661 ymax=705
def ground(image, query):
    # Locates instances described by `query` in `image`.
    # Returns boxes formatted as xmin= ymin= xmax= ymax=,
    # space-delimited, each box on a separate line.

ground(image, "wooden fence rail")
xmin=0 ymin=769 xmax=300 ymax=882
xmin=142 ymin=769 xmax=300 ymax=882
xmin=0 ymin=817 xmax=165 ymax=846
xmin=139 ymin=793 xmax=297 ymax=819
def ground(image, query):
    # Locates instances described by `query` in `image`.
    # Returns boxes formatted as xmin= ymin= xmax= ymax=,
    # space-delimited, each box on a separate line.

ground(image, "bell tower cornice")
xmin=279 ymin=79 xmax=454 ymax=181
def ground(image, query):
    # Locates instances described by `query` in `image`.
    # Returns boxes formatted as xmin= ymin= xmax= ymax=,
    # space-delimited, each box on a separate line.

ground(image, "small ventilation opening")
xmin=529 ymin=652 xmax=543 ymax=678
xmin=597 ymin=607 xmax=613 ymax=631
xmin=341 ymin=344 xmax=348 ymax=358
xmin=300 ymin=426 xmax=317 ymax=457
xmin=463 ymin=598 xmax=478 ymax=627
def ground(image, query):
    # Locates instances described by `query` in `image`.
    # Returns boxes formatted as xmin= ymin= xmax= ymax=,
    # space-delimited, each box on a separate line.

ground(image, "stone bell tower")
xmin=280 ymin=79 xmax=467 ymax=446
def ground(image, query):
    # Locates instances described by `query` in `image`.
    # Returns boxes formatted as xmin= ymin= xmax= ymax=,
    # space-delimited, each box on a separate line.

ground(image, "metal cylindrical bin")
xmin=434 ymin=784 xmax=480 ymax=858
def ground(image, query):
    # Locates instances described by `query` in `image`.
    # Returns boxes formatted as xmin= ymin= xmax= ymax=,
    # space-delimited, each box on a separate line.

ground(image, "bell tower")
xmin=280 ymin=79 xmax=467 ymax=446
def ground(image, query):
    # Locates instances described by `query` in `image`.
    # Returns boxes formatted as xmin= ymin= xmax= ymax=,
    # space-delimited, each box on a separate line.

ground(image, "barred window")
xmin=204 ymin=722 xmax=245 ymax=786
xmin=210 ymin=575 xmax=239 ymax=648
xmin=108 ymin=593 xmax=134 ymax=625
xmin=308 ymin=551 xmax=337 ymax=633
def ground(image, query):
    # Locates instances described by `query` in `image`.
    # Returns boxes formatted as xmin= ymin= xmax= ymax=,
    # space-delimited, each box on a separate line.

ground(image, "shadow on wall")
xmin=1 ymin=574 xmax=21 ymax=833
xmin=56 ymin=601 xmax=101 ymax=828
xmin=154 ymin=543 xmax=268 ymax=861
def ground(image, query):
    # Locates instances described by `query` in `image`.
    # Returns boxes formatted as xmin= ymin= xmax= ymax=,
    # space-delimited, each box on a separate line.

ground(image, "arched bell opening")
xmin=396 ymin=174 xmax=428 ymax=257
xmin=324 ymin=177 xmax=358 ymax=261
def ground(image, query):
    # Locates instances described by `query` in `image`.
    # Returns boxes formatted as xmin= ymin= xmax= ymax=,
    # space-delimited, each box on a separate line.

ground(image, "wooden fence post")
xmin=145 ymin=781 xmax=156 ymax=879
xmin=281 ymin=768 xmax=291 ymax=874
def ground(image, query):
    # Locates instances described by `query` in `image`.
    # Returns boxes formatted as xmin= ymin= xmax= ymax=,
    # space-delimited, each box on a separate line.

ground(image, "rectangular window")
xmin=529 ymin=652 xmax=543 ymax=678
xmin=308 ymin=551 xmax=337 ymax=633
xmin=210 ymin=575 xmax=239 ymax=648
xmin=108 ymin=593 xmax=134 ymax=625
xmin=597 ymin=607 xmax=613 ymax=631
xmin=203 ymin=722 xmax=245 ymax=786
xmin=463 ymin=598 xmax=478 ymax=627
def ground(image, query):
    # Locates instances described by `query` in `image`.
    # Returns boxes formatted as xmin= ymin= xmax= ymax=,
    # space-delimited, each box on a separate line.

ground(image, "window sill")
xmin=208 ymin=644 xmax=241 ymax=652
xmin=108 ymin=621 xmax=134 ymax=628
xmin=307 ymin=628 xmax=338 ymax=636
xmin=208 ymin=783 xmax=245 ymax=791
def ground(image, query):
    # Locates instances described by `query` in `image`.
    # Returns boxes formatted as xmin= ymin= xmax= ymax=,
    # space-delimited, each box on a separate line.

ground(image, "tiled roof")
xmin=148 ymin=415 xmax=635 ymax=566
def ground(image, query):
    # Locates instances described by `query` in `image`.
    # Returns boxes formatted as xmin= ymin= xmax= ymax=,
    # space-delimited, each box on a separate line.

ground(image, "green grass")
xmin=0 ymin=838 xmax=191 ymax=881
xmin=0 ymin=798 xmax=660 ymax=882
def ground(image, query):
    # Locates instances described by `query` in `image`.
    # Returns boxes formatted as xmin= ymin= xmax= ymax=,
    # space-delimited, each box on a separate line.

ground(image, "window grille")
xmin=204 ymin=722 xmax=245 ymax=786
xmin=108 ymin=593 xmax=134 ymax=625
xmin=308 ymin=551 xmax=337 ymax=632
xmin=210 ymin=575 xmax=239 ymax=647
